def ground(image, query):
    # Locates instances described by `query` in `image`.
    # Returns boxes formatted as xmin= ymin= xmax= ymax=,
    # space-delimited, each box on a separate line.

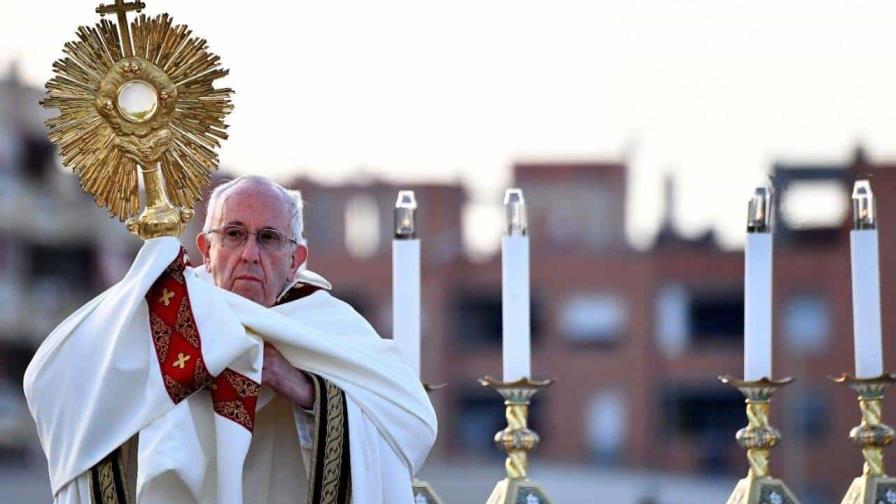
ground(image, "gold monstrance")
xmin=42 ymin=0 xmax=233 ymax=239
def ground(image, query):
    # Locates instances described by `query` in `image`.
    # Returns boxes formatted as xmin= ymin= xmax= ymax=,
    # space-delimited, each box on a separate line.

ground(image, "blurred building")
xmin=0 ymin=64 xmax=137 ymax=399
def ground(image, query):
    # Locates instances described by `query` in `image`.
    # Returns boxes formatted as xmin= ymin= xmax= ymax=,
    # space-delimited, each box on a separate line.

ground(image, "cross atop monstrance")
xmin=96 ymin=0 xmax=145 ymax=56
xmin=42 ymin=0 xmax=233 ymax=239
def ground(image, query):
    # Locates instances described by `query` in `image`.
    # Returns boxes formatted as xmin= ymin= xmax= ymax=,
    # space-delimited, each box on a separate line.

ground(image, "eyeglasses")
xmin=208 ymin=225 xmax=298 ymax=252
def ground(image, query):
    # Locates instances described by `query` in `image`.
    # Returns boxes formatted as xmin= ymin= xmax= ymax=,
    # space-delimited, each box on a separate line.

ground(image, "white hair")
xmin=202 ymin=175 xmax=305 ymax=246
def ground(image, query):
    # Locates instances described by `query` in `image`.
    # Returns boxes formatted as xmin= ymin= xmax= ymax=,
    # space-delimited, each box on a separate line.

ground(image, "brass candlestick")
xmin=719 ymin=375 xmax=801 ymax=504
xmin=479 ymin=376 xmax=554 ymax=504
xmin=831 ymin=373 xmax=896 ymax=504
xmin=413 ymin=382 xmax=446 ymax=504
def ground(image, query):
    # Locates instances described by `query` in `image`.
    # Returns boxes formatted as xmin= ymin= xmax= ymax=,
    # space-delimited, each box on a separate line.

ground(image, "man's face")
xmin=196 ymin=182 xmax=307 ymax=307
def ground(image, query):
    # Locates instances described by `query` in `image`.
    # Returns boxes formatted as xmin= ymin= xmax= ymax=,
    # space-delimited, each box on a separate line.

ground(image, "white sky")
xmin=3 ymin=1 xmax=896 ymax=253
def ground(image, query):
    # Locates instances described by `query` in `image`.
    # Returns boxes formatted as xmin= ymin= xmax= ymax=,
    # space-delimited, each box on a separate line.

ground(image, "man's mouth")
xmin=234 ymin=275 xmax=262 ymax=283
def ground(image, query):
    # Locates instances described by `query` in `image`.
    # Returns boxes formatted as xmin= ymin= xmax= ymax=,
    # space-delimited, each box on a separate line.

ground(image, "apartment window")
xmin=303 ymin=196 xmax=337 ymax=252
xmin=585 ymin=390 xmax=627 ymax=464
xmin=788 ymin=389 xmax=830 ymax=439
xmin=663 ymin=386 xmax=742 ymax=474
xmin=455 ymin=290 xmax=543 ymax=347
xmin=561 ymin=293 xmax=627 ymax=345
xmin=456 ymin=290 xmax=502 ymax=347
xmin=344 ymin=194 xmax=380 ymax=258
xmin=28 ymin=244 xmax=94 ymax=286
xmin=688 ymin=290 xmax=743 ymax=346
xmin=22 ymin=136 xmax=55 ymax=181
xmin=783 ymin=294 xmax=830 ymax=354
xmin=655 ymin=284 xmax=689 ymax=356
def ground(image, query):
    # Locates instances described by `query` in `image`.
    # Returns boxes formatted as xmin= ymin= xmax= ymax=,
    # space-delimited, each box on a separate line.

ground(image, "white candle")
xmin=744 ymin=186 xmax=773 ymax=381
xmin=392 ymin=191 xmax=421 ymax=377
xmin=502 ymin=189 xmax=530 ymax=382
xmin=850 ymin=180 xmax=883 ymax=379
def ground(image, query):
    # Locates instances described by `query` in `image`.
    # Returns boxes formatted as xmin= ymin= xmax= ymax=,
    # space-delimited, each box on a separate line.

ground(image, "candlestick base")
xmin=485 ymin=477 xmax=552 ymax=504
xmin=412 ymin=382 xmax=446 ymax=504
xmin=412 ymin=478 xmax=445 ymax=504
xmin=726 ymin=475 xmax=800 ymax=504
xmin=830 ymin=374 xmax=896 ymax=504
xmin=839 ymin=475 xmax=896 ymax=504
xmin=719 ymin=375 xmax=800 ymax=504
xmin=479 ymin=376 xmax=555 ymax=504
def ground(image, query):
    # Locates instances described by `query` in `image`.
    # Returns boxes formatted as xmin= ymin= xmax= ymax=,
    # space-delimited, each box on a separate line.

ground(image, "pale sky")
xmin=3 ymin=1 xmax=896 ymax=253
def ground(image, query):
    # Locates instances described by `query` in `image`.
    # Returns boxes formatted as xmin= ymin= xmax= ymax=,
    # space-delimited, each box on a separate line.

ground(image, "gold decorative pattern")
xmin=163 ymin=374 xmax=191 ymax=403
xmin=209 ymin=368 xmax=260 ymax=431
xmin=192 ymin=355 xmax=208 ymax=387
xmin=224 ymin=369 xmax=260 ymax=398
xmin=175 ymin=296 xmax=200 ymax=348
xmin=306 ymin=375 xmax=351 ymax=504
xmin=319 ymin=380 xmax=346 ymax=503
xmin=214 ymin=400 xmax=252 ymax=428
xmin=42 ymin=4 xmax=232 ymax=237
xmin=148 ymin=312 xmax=170 ymax=362
xmin=95 ymin=459 xmax=118 ymax=504
xmin=88 ymin=446 xmax=130 ymax=504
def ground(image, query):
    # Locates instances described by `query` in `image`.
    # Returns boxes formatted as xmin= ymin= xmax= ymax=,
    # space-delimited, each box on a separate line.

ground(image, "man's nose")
xmin=239 ymin=234 xmax=262 ymax=262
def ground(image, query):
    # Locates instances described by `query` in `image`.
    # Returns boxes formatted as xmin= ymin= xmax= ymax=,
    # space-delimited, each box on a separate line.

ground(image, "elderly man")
xmin=24 ymin=176 xmax=436 ymax=504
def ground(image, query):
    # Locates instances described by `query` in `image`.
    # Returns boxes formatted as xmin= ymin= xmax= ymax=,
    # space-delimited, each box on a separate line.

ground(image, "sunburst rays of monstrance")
xmin=42 ymin=0 xmax=233 ymax=239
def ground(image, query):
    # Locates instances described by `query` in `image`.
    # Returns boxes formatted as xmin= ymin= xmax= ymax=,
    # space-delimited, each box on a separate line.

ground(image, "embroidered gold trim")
xmin=225 ymin=369 xmax=261 ymax=398
xmin=88 ymin=449 xmax=129 ymax=504
xmin=213 ymin=400 xmax=252 ymax=429
xmin=319 ymin=381 xmax=346 ymax=504
xmin=148 ymin=313 xmax=171 ymax=362
xmin=174 ymin=296 xmax=200 ymax=348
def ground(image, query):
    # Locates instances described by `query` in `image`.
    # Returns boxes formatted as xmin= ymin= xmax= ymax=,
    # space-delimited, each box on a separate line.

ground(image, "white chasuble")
xmin=23 ymin=237 xmax=437 ymax=504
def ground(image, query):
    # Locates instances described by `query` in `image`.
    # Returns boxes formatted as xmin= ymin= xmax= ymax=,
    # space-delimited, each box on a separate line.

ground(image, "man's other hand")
xmin=262 ymin=343 xmax=314 ymax=409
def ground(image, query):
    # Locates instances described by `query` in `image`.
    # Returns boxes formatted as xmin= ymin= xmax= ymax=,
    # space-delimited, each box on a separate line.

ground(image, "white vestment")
xmin=23 ymin=237 xmax=437 ymax=504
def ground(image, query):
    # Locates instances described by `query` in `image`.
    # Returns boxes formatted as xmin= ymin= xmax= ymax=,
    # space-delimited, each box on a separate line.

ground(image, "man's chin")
xmin=231 ymin=286 xmax=267 ymax=306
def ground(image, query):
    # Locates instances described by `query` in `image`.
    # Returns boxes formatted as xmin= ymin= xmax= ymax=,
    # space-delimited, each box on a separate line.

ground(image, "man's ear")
xmin=292 ymin=244 xmax=308 ymax=274
xmin=196 ymin=233 xmax=212 ymax=268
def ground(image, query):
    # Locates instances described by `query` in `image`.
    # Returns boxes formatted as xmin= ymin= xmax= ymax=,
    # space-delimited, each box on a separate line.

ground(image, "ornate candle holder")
xmin=830 ymin=373 xmax=896 ymax=504
xmin=479 ymin=376 xmax=554 ymax=504
xmin=413 ymin=382 xmax=446 ymax=504
xmin=719 ymin=375 xmax=801 ymax=504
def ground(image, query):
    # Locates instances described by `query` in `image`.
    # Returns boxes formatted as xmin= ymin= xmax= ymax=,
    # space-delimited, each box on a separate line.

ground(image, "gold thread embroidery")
xmin=174 ymin=296 xmax=200 ymax=348
xmin=89 ymin=449 xmax=128 ymax=504
xmin=209 ymin=369 xmax=259 ymax=431
xmin=319 ymin=380 xmax=346 ymax=503
xmin=193 ymin=355 xmax=210 ymax=388
xmin=213 ymin=400 xmax=253 ymax=429
xmin=148 ymin=313 xmax=171 ymax=362
xmin=224 ymin=369 xmax=261 ymax=398
xmin=164 ymin=375 xmax=191 ymax=403
xmin=165 ymin=253 xmax=186 ymax=284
